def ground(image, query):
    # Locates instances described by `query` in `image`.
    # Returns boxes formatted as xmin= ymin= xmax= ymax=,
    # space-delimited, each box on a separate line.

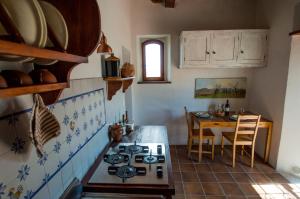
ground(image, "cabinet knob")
xmin=212 ymin=51 xmax=216 ymax=54
xmin=206 ymin=51 xmax=210 ymax=55
xmin=240 ymin=50 xmax=244 ymax=54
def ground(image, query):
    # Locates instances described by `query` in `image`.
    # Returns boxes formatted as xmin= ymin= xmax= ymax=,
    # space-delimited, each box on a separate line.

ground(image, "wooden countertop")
xmin=82 ymin=126 xmax=175 ymax=198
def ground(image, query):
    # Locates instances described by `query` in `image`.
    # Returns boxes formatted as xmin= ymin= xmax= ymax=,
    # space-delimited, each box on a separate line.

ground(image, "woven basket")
xmin=121 ymin=63 xmax=135 ymax=78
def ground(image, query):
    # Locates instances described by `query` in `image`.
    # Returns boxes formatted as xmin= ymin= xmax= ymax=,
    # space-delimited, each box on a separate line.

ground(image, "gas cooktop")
xmin=89 ymin=142 xmax=168 ymax=185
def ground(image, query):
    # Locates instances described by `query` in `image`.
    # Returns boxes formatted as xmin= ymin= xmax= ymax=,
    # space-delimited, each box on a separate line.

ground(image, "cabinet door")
xmin=238 ymin=31 xmax=268 ymax=65
xmin=182 ymin=32 xmax=210 ymax=66
xmin=211 ymin=31 xmax=239 ymax=65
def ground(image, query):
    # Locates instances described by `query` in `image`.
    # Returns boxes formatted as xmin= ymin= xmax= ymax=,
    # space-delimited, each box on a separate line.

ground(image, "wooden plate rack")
xmin=0 ymin=0 xmax=101 ymax=105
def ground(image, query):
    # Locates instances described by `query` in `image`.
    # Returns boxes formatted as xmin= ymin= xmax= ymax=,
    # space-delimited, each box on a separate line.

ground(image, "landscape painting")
xmin=195 ymin=78 xmax=247 ymax=98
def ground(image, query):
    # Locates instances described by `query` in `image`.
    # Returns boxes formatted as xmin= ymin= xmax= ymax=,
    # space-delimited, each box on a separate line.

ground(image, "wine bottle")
xmin=225 ymin=99 xmax=230 ymax=116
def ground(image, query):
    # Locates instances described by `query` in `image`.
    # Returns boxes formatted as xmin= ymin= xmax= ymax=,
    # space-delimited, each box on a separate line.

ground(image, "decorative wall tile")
xmin=5 ymin=178 xmax=27 ymax=199
xmin=0 ymin=152 xmax=23 ymax=186
xmin=43 ymin=152 xmax=60 ymax=179
xmin=71 ymin=153 xmax=84 ymax=180
xmin=0 ymin=89 xmax=107 ymax=199
xmin=60 ymin=161 xmax=74 ymax=191
xmin=46 ymin=171 xmax=63 ymax=199
xmin=23 ymin=162 xmax=45 ymax=195
xmin=0 ymin=119 xmax=17 ymax=157
xmin=31 ymin=184 xmax=50 ymax=199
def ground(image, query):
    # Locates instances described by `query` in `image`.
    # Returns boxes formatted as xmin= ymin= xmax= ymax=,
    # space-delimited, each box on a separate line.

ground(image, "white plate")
xmin=195 ymin=112 xmax=210 ymax=118
xmin=230 ymin=114 xmax=238 ymax=120
xmin=0 ymin=0 xmax=47 ymax=62
xmin=35 ymin=1 xmax=68 ymax=65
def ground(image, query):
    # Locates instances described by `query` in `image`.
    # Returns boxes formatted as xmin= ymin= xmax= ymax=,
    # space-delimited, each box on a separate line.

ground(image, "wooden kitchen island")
xmin=82 ymin=126 xmax=175 ymax=199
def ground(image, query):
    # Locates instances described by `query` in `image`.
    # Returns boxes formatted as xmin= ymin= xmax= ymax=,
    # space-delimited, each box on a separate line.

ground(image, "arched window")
xmin=142 ymin=39 xmax=164 ymax=81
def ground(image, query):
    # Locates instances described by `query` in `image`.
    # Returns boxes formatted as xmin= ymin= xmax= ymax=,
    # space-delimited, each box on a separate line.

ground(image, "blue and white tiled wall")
xmin=0 ymin=85 xmax=108 ymax=199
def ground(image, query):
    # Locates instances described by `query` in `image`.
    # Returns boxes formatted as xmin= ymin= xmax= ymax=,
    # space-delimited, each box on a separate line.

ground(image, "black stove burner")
xmin=119 ymin=141 xmax=149 ymax=154
xmin=104 ymin=154 xmax=129 ymax=165
xmin=108 ymin=165 xmax=146 ymax=183
xmin=135 ymin=155 xmax=165 ymax=164
xmin=144 ymin=155 xmax=158 ymax=164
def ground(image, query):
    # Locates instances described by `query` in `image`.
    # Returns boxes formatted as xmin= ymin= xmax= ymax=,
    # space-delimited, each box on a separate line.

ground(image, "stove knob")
xmin=157 ymin=145 xmax=162 ymax=154
xmin=157 ymin=166 xmax=163 ymax=178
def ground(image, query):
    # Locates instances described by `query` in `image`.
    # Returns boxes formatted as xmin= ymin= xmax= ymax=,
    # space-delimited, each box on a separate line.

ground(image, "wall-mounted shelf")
xmin=0 ymin=40 xmax=88 ymax=63
xmin=0 ymin=0 xmax=101 ymax=105
xmin=103 ymin=77 xmax=134 ymax=100
xmin=0 ymin=83 xmax=68 ymax=98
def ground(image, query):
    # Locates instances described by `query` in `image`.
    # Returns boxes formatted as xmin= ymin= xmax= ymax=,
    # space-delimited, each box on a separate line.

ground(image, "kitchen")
xmin=0 ymin=0 xmax=300 ymax=199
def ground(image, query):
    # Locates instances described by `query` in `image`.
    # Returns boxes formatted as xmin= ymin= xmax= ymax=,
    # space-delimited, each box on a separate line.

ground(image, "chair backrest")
xmin=234 ymin=115 xmax=261 ymax=144
xmin=184 ymin=106 xmax=192 ymax=137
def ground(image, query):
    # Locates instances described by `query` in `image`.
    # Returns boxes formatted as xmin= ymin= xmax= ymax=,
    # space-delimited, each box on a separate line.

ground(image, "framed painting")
xmin=195 ymin=78 xmax=247 ymax=98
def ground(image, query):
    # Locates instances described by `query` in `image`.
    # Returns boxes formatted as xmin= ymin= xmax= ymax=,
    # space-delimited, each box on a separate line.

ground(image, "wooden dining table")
xmin=190 ymin=112 xmax=273 ymax=163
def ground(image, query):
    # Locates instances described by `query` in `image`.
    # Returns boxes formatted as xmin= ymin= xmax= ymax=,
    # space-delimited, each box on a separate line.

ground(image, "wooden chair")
xmin=221 ymin=114 xmax=261 ymax=168
xmin=184 ymin=107 xmax=215 ymax=161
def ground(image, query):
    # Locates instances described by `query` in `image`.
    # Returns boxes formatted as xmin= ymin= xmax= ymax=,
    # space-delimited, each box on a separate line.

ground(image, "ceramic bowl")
xmin=0 ymin=74 xmax=8 ymax=88
xmin=1 ymin=70 xmax=33 ymax=86
xmin=29 ymin=69 xmax=57 ymax=84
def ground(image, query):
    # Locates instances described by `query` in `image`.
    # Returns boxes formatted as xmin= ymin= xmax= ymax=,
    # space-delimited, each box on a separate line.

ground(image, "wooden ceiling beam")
xmin=165 ymin=0 xmax=175 ymax=8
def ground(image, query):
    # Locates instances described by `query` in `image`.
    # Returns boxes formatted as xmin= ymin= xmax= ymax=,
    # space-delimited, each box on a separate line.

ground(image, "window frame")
xmin=141 ymin=39 xmax=165 ymax=81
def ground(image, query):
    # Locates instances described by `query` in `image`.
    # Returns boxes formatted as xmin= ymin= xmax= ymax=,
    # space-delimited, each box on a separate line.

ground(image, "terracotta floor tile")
xmin=220 ymin=183 xmax=244 ymax=196
xmin=256 ymin=163 xmax=276 ymax=173
xmin=206 ymin=197 xmax=226 ymax=199
xmin=201 ymin=183 xmax=224 ymax=196
xmin=248 ymin=173 xmax=272 ymax=184
xmin=265 ymin=173 xmax=290 ymax=183
xmin=210 ymin=163 xmax=229 ymax=172
xmin=175 ymin=182 xmax=184 ymax=194
xmin=169 ymin=145 xmax=292 ymax=199
xmin=232 ymin=173 xmax=253 ymax=183
xmin=182 ymin=172 xmax=199 ymax=182
xmin=184 ymin=182 xmax=204 ymax=195
xmin=178 ymin=156 xmax=195 ymax=164
xmin=241 ymin=165 xmax=261 ymax=173
xmin=198 ymin=172 xmax=217 ymax=182
xmin=215 ymin=173 xmax=235 ymax=182
xmin=185 ymin=194 xmax=206 ymax=199
xmin=173 ymin=194 xmax=185 ymax=199
xmin=172 ymin=163 xmax=180 ymax=172
xmin=238 ymin=183 xmax=260 ymax=196
xmin=176 ymin=145 xmax=188 ymax=150
xmin=226 ymin=164 xmax=244 ymax=173
xmin=180 ymin=164 xmax=196 ymax=172
xmin=173 ymin=172 xmax=182 ymax=182
xmin=171 ymin=151 xmax=177 ymax=158
xmin=194 ymin=164 xmax=211 ymax=173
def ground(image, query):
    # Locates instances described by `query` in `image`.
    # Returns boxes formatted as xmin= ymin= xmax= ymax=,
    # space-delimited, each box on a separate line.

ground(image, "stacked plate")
xmin=0 ymin=0 xmax=68 ymax=64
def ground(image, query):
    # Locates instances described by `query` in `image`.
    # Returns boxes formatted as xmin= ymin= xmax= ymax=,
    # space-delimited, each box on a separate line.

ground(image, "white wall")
xmin=130 ymin=0 xmax=257 ymax=145
xmin=249 ymin=0 xmax=298 ymax=167
xmin=277 ymin=35 xmax=300 ymax=177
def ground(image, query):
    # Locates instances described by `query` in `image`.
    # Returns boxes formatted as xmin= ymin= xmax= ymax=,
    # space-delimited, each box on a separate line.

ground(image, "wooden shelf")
xmin=0 ymin=83 xmax=68 ymax=98
xmin=103 ymin=77 xmax=134 ymax=100
xmin=0 ymin=40 xmax=88 ymax=63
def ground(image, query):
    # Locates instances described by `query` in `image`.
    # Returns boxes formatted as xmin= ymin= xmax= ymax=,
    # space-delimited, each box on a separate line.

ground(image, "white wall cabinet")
xmin=180 ymin=29 xmax=268 ymax=68
xmin=237 ymin=30 xmax=268 ymax=65
xmin=181 ymin=32 xmax=210 ymax=66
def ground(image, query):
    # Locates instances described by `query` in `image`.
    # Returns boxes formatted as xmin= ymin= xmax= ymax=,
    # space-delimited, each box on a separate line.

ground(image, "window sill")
xmin=137 ymin=81 xmax=171 ymax=84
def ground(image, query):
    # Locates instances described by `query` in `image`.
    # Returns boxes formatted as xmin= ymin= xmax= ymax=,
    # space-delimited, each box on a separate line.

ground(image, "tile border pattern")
xmin=0 ymin=88 xmax=107 ymax=199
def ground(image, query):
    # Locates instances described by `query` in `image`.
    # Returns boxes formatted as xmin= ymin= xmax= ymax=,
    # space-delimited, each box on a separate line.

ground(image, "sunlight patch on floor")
xmin=252 ymin=183 xmax=300 ymax=199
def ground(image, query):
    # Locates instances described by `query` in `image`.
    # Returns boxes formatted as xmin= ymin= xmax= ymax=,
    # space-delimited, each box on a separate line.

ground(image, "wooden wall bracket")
xmin=122 ymin=79 xmax=133 ymax=93
xmin=104 ymin=77 xmax=135 ymax=101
